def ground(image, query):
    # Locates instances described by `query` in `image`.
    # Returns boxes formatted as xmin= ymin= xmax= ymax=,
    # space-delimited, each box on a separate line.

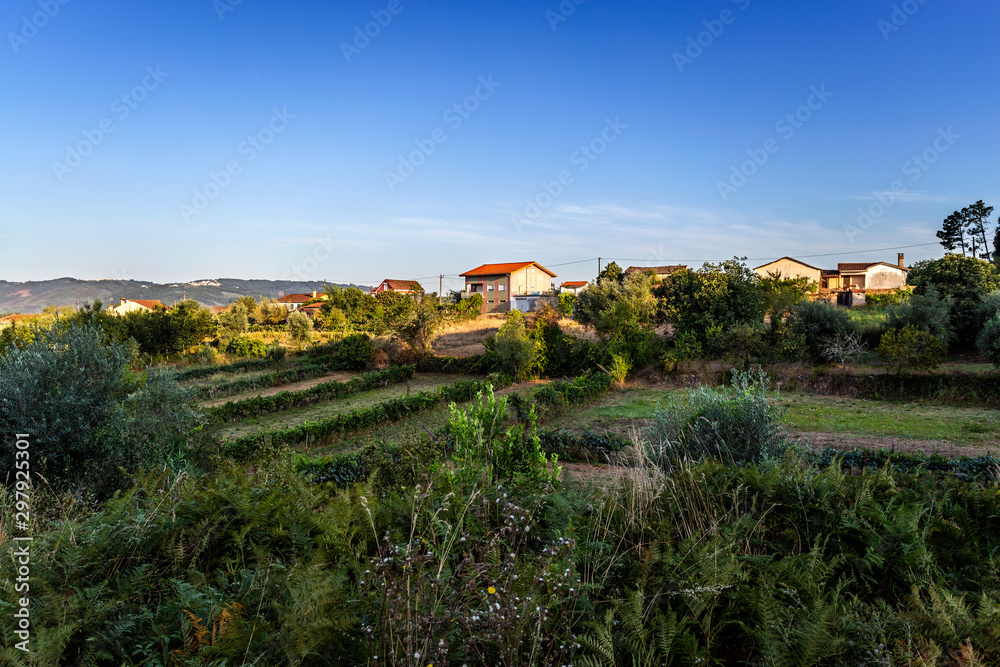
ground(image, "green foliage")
xmin=646 ymin=367 xmax=786 ymax=466
xmin=222 ymin=379 xmax=504 ymax=460
xmin=226 ymin=335 xmax=268 ymax=358
xmin=608 ymin=353 xmax=632 ymax=383
xmin=759 ymin=270 xmax=814 ymax=328
xmin=597 ymin=260 xmax=624 ymax=283
xmin=908 ymin=254 xmax=1000 ymax=349
xmin=393 ymin=296 xmax=441 ymax=353
xmin=886 ymin=285 xmax=954 ymax=349
xmin=337 ymin=333 xmax=375 ymax=370
xmin=118 ymin=300 xmax=216 ymax=356
xmin=866 ymin=287 xmax=912 ymax=307
xmin=447 ymin=385 xmax=560 ymax=488
xmin=558 ymin=291 xmax=576 ymax=317
xmin=537 ymin=428 xmax=628 ymax=463
xmin=216 ymin=302 xmax=249 ymax=337
xmin=655 ymin=258 xmax=766 ymax=354
xmin=285 ymin=310 xmax=314 ymax=343
xmin=206 ymin=365 xmax=415 ymax=423
xmin=976 ymin=314 xmax=1000 ymax=367
xmin=790 ymin=299 xmax=856 ymax=361
xmin=489 ymin=310 xmax=541 ymax=380
xmin=877 ymin=325 xmax=946 ymax=375
xmin=574 ymin=271 xmax=658 ymax=341
xmin=0 ymin=326 xmax=198 ymax=496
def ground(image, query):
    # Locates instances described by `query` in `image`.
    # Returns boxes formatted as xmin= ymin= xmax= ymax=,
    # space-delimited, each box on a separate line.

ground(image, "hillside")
xmin=0 ymin=277 xmax=368 ymax=314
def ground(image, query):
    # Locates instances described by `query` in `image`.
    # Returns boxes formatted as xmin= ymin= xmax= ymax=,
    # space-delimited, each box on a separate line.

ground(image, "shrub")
xmin=338 ymin=333 xmax=375 ymax=370
xmin=663 ymin=330 xmax=703 ymax=373
xmin=877 ymin=325 xmax=946 ymax=375
xmin=790 ymin=300 xmax=856 ymax=361
xmin=977 ymin=314 xmax=1000 ymax=367
xmin=0 ymin=326 xmax=199 ymax=495
xmin=558 ymin=291 xmax=576 ymax=317
xmin=886 ymin=285 xmax=954 ymax=348
xmin=865 ymin=288 xmax=911 ymax=307
xmin=608 ymin=353 xmax=632 ymax=384
xmin=490 ymin=310 xmax=541 ymax=380
xmin=286 ymin=310 xmax=314 ymax=343
xmin=645 ymin=367 xmax=786 ymax=466
xmin=227 ymin=335 xmax=268 ymax=358
xmin=820 ymin=331 xmax=866 ymax=368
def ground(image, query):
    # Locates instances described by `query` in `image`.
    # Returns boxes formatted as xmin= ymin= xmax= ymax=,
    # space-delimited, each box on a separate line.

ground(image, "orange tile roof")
xmin=461 ymin=262 xmax=556 ymax=278
xmin=277 ymin=293 xmax=315 ymax=304
xmin=127 ymin=299 xmax=165 ymax=310
xmin=0 ymin=314 xmax=33 ymax=323
xmin=561 ymin=281 xmax=588 ymax=287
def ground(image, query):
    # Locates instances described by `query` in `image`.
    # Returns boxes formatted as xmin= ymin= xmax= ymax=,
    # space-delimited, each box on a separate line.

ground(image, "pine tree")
xmin=936 ymin=210 xmax=966 ymax=255
xmin=963 ymin=200 xmax=995 ymax=260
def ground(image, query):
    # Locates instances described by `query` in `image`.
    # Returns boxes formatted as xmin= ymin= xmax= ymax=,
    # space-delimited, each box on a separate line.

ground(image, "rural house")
xmin=277 ymin=291 xmax=321 ymax=311
xmin=560 ymin=281 xmax=589 ymax=294
xmin=371 ymin=279 xmax=423 ymax=295
xmin=753 ymin=257 xmax=823 ymax=283
xmin=109 ymin=299 xmax=166 ymax=316
xmin=460 ymin=262 xmax=557 ymax=314
xmin=822 ymin=255 xmax=908 ymax=290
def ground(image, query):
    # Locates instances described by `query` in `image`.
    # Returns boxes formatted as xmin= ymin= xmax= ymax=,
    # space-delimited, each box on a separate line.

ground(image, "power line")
xmin=606 ymin=242 xmax=940 ymax=265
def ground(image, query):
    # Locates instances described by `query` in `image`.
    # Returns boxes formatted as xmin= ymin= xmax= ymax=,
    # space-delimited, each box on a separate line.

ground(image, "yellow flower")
xmin=487 ymin=586 xmax=496 ymax=595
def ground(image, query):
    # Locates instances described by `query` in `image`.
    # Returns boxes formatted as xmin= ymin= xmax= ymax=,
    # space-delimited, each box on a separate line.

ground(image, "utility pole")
xmin=598 ymin=257 xmax=601 ymax=277
xmin=439 ymin=274 xmax=443 ymax=299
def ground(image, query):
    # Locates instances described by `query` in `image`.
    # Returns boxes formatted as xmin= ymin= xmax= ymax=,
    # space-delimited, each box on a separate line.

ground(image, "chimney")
xmin=897 ymin=253 xmax=904 ymax=268
xmin=312 ymin=290 xmax=316 ymax=298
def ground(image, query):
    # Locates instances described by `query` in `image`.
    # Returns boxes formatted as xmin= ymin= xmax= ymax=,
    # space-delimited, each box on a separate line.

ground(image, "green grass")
xmin=778 ymin=392 xmax=999 ymax=446
xmin=216 ymin=374 xmax=477 ymax=440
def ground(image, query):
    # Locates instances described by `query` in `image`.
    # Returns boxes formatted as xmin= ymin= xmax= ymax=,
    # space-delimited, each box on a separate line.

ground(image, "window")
xmin=487 ymin=284 xmax=494 ymax=292
xmin=499 ymin=284 xmax=505 ymax=291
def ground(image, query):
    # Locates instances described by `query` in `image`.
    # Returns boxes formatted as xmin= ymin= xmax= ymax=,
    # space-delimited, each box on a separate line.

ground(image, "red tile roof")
xmin=378 ymin=279 xmax=424 ymax=291
xmin=461 ymin=262 xmax=557 ymax=278
xmin=561 ymin=281 xmax=588 ymax=287
xmin=127 ymin=299 xmax=165 ymax=310
xmin=0 ymin=314 xmax=33 ymax=323
xmin=277 ymin=293 xmax=315 ymax=304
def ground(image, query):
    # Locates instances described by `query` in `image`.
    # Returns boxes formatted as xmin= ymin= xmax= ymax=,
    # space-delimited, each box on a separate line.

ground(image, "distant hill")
xmin=0 ymin=278 xmax=369 ymax=314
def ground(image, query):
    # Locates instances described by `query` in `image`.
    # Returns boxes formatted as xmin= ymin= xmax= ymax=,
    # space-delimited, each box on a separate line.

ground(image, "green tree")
xmin=488 ymin=310 xmax=541 ymax=379
xmin=218 ymin=302 xmax=250 ymax=338
xmin=789 ymin=300 xmax=856 ymax=362
xmin=574 ymin=271 xmax=657 ymax=340
xmin=907 ymin=255 xmax=1000 ymax=349
xmin=597 ymin=261 xmax=624 ymax=284
xmin=394 ymin=296 xmax=441 ymax=354
xmin=936 ymin=210 xmax=967 ymax=255
xmin=0 ymin=326 xmax=198 ymax=495
xmin=655 ymin=259 xmax=766 ymax=354
xmin=286 ymin=310 xmax=314 ymax=344
xmin=885 ymin=285 xmax=954 ymax=348
xmin=877 ymin=325 xmax=946 ymax=375
xmin=977 ymin=314 xmax=1000 ymax=367
xmin=759 ymin=271 xmax=814 ymax=332
xmin=962 ymin=200 xmax=995 ymax=260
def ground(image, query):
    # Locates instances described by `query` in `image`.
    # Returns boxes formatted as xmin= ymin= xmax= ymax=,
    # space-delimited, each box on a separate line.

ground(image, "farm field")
xmin=214 ymin=372 xmax=479 ymax=440
xmin=195 ymin=370 xmax=358 ymax=408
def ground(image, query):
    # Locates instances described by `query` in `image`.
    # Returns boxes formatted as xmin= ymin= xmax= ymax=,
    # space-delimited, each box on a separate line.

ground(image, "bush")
xmin=0 ymin=326 xmax=198 ymax=496
xmin=286 ymin=310 xmax=314 ymax=343
xmin=908 ymin=255 xmax=1000 ymax=349
xmin=227 ymin=335 xmax=268 ymax=358
xmin=977 ymin=314 xmax=1000 ymax=367
xmin=886 ymin=285 xmax=954 ymax=348
xmin=337 ymin=333 xmax=375 ymax=370
xmin=645 ymin=367 xmax=786 ymax=466
xmin=865 ymin=288 xmax=911 ymax=307
xmin=790 ymin=300 xmax=856 ymax=361
xmin=558 ymin=291 xmax=576 ymax=317
xmin=489 ymin=310 xmax=540 ymax=380
xmin=877 ymin=325 xmax=946 ymax=375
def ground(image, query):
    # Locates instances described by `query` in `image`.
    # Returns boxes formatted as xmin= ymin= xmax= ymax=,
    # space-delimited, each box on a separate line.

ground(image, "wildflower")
xmin=488 ymin=586 xmax=496 ymax=595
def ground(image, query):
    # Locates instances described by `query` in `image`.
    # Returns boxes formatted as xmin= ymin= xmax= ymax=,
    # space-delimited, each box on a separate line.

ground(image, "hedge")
xmin=811 ymin=447 xmax=1000 ymax=481
xmin=204 ymin=365 xmax=415 ymax=423
xmin=192 ymin=360 xmax=339 ymax=400
xmin=222 ymin=379 xmax=494 ymax=461
xmin=173 ymin=356 xmax=281 ymax=382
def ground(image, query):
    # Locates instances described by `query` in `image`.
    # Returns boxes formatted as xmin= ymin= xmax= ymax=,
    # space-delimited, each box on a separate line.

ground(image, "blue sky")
xmin=1 ymin=0 xmax=997 ymax=292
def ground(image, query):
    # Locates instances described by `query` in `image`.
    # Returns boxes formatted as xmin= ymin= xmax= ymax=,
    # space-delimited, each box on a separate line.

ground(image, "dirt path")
xmin=198 ymin=371 xmax=357 ymax=408
xmin=791 ymin=430 xmax=996 ymax=458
